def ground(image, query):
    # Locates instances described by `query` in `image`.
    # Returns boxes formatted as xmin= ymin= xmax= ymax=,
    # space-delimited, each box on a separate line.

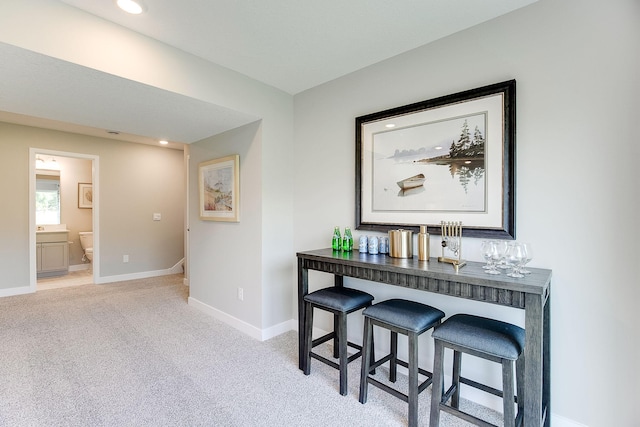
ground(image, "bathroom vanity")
xmin=36 ymin=230 xmax=69 ymax=277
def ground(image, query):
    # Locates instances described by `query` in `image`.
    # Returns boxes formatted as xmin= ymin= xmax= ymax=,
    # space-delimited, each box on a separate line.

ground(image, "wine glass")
xmin=494 ymin=240 xmax=509 ymax=270
xmin=506 ymin=242 xmax=525 ymax=278
xmin=480 ymin=240 xmax=494 ymax=270
xmin=481 ymin=240 xmax=500 ymax=275
xmin=520 ymin=243 xmax=533 ymax=274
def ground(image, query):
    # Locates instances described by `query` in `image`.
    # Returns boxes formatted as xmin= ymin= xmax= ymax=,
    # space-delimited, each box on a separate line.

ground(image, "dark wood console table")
xmin=297 ymin=248 xmax=551 ymax=427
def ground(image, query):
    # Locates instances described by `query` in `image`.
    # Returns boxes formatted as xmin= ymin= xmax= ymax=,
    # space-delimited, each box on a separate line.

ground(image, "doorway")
xmin=29 ymin=148 xmax=99 ymax=292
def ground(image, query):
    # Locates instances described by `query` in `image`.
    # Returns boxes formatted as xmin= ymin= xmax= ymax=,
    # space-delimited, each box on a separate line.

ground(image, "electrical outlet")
xmin=123 ymin=254 xmax=129 ymax=263
xmin=237 ymin=287 xmax=244 ymax=301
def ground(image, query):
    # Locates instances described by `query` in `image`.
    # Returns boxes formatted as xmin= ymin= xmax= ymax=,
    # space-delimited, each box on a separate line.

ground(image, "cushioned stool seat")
xmin=359 ymin=299 xmax=445 ymax=427
xmin=430 ymin=314 xmax=525 ymax=427
xmin=303 ymin=287 xmax=374 ymax=396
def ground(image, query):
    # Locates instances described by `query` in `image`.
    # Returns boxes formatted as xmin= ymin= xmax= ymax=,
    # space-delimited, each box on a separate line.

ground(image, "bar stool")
xmin=429 ymin=314 xmax=525 ymax=427
xmin=303 ymin=287 xmax=374 ymax=396
xmin=359 ymin=299 xmax=445 ymax=427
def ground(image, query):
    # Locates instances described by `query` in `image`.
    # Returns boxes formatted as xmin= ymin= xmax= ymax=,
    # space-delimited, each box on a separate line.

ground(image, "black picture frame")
xmin=355 ymin=80 xmax=516 ymax=239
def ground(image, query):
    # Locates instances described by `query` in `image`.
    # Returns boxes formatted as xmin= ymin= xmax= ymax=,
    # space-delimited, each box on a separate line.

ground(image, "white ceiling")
xmin=0 ymin=0 xmax=537 ymax=146
xmin=0 ymin=42 xmax=257 ymax=149
xmin=56 ymin=0 xmax=537 ymax=95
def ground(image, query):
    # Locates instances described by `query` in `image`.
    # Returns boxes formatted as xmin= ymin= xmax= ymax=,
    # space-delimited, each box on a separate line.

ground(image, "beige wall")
xmin=293 ymin=0 xmax=639 ymax=426
xmin=0 ymin=122 xmax=185 ymax=290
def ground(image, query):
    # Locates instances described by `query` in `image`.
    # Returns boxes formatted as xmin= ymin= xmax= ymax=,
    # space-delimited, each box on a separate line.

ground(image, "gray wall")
xmin=1 ymin=0 xmax=637 ymax=425
xmin=0 ymin=0 xmax=296 ymax=336
xmin=189 ymin=122 xmax=263 ymax=328
xmin=293 ymin=0 xmax=639 ymax=426
xmin=0 ymin=122 xmax=185 ymax=289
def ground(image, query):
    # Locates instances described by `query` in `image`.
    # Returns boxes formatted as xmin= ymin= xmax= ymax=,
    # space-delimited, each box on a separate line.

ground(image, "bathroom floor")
xmin=37 ymin=269 xmax=93 ymax=291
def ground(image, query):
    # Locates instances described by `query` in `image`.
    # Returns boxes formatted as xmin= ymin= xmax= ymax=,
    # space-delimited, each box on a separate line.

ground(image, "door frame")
xmin=29 ymin=147 xmax=99 ymax=291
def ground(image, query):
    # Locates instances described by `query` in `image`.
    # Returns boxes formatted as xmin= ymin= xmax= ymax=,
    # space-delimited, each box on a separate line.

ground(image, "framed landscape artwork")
xmin=356 ymin=80 xmax=516 ymax=239
xmin=199 ymin=155 xmax=240 ymax=222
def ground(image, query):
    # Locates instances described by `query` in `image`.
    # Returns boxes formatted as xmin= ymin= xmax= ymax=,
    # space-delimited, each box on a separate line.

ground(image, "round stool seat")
xmin=362 ymin=299 xmax=445 ymax=333
xmin=432 ymin=314 xmax=524 ymax=360
xmin=304 ymin=287 xmax=374 ymax=312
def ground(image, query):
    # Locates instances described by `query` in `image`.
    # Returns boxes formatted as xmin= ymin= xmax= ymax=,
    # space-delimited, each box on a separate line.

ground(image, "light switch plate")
xmin=153 ymin=213 xmax=161 ymax=221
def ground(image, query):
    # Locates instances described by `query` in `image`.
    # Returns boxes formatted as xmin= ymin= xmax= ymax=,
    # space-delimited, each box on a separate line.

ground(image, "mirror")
xmin=35 ymin=170 xmax=61 ymax=225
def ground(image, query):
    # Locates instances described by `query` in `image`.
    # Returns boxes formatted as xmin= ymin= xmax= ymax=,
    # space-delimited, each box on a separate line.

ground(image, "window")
xmin=36 ymin=175 xmax=60 ymax=225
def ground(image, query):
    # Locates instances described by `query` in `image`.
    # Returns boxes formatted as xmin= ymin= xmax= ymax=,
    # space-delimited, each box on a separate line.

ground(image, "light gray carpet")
xmin=0 ymin=274 xmax=501 ymax=426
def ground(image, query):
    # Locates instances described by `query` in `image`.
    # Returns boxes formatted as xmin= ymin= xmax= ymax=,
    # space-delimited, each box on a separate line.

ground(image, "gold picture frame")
xmin=198 ymin=154 xmax=240 ymax=222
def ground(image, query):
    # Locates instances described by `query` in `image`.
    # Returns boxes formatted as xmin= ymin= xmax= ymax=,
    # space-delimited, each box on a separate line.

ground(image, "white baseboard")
xmin=188 ymin=296 xmax=263 ymax=340
xmin=552 ymin=414 xmax=588 ymax=427
xmin=68 ymin=263 xmax=90 ymax=272
xmin=0 ymin=285 xmax=33 ymax=298
xmin=187 ymin=296 xmax=295 ymax=342
xmin=262 ymin=319 xmax=297 ymax=341
xmin=95 ymin=258 xmax=184 ymax=284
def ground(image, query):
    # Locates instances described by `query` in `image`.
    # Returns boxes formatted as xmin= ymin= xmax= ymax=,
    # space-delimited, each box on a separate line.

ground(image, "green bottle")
xmin=342 ymin=227 xmax=353 ymax=252
xmin=332 ymin=226 xmax=341 ymax=251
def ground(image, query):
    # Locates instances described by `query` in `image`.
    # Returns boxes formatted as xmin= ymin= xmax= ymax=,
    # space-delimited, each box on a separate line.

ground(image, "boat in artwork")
xmin=396 ymin=173 xmax=426 ymax=190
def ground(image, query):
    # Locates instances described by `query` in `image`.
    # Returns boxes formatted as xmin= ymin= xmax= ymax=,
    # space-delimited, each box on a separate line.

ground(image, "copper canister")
xmin=388 ymin=229 xmax=413 ymax=258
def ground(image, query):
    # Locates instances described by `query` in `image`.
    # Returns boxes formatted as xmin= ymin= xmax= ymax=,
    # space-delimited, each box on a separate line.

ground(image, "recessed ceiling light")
xmin=385 ymin=124 xmax=396 ymax=128
xmin=159 ymin=140 xmax=169 ymax=145
xmin=116 ymin=0 xmax=145 ymax=15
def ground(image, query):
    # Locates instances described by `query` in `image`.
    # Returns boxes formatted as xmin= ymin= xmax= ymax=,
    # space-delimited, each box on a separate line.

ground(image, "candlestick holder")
xmin=438 ymin=221 xmax=466 ymax=271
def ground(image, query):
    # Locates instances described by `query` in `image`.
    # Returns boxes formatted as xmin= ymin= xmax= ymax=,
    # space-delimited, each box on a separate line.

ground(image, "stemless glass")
xmin=520 ymin=242 xmax=533 ymax=274
xmin=506 ymin=242 xmax=525 ymax=278
xmin=482 ymin=240 xmax=500 ymax=275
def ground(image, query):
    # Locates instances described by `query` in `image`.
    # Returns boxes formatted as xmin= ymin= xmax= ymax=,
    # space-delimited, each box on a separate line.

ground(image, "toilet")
xmin=78 ymin=231 xmax=93 ymax=262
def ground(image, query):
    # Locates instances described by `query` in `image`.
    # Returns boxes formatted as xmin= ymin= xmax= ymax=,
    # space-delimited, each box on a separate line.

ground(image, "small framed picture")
xmin=78 ymin=183 xmax=93 ymax=209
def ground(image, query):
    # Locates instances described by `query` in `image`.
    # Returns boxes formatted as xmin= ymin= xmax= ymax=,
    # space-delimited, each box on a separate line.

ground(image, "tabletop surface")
xmin=297 ymin=248 xmax=551 ymax=296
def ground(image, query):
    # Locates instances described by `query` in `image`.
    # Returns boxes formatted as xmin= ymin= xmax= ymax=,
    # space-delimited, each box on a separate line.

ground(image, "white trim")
xmin=68 ymin=263 xmax=91 ymax=272
xmin=1 ymin=264 xmax=187 ymax=298
xmin=94 ymin=264 xmax=183 ymax=284
xmin=29 ymin=148 xmax=100 ymax=291
xmin=0 ymin=285 xmax=33 ymax=298
xmin=188 ymin=296 xmax=263 ymax=340
xmin=552 ymin=414 xmax=588 ymax=427
xmin=168 ymin=258 xmax=185 ymax=274
xmin=186 ymin=297 xmax=294 ymax=341
xmin=261 ymin=319 xmax=297 ymax=341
